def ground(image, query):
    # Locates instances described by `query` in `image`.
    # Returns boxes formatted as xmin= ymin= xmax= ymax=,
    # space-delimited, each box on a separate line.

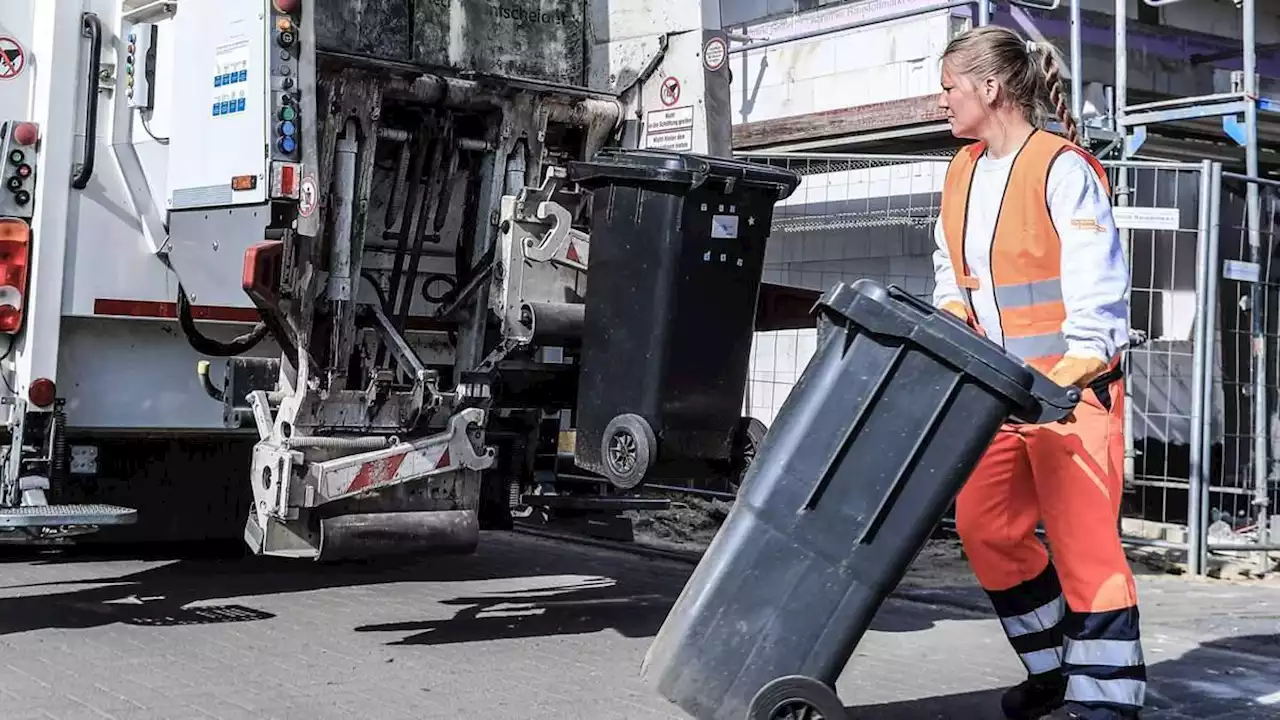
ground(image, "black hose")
xmin=176 ymin=283 xmax=269 ymax=357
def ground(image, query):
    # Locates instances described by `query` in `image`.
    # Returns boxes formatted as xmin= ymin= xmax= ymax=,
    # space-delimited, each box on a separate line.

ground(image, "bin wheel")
xmin=729 ymin=416 xmax=768 ymax=494
xmin=601 ymin=413 xmax=655 ymax=490
xmin=747 ymin=675 xmax=847 ymax=720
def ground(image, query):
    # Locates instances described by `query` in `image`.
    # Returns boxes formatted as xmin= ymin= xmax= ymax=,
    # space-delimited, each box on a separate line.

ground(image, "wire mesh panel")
xmin=1107 ymin=161 xmax=1213 ymax=545
xmin=1208 ymin=175 xmax=1279 ymax=568
xmin=733 ymin=152 xmax=1228 ymax=558
xmin=736 ymin=152 xmax=953 ymax=424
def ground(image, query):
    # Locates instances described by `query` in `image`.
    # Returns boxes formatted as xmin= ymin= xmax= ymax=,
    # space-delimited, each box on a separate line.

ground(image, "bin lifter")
xmin=216 ymin=0 xmax=736 ymax=560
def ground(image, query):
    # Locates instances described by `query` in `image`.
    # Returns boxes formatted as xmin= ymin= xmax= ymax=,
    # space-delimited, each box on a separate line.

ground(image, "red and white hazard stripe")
xmin=318 ymin=436 xmax=457 ymax=501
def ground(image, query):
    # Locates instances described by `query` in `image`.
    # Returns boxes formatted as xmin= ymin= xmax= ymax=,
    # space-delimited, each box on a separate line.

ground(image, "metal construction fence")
xmin=734 ymin=150 xmax=1278 ymax=576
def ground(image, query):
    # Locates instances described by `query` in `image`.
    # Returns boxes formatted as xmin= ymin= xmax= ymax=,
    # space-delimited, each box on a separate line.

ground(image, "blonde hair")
xmin=942 ymin=26 xmax=1079 ymax=145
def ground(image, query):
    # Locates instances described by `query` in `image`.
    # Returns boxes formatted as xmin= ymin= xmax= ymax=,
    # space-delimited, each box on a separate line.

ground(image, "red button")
xmin=13 ymin=123 xmax=38 ymax=146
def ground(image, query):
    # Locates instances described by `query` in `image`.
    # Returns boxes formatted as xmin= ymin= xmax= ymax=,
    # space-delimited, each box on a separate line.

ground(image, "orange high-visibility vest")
xmin=940 ymin=130 xmax=1113 ymax=374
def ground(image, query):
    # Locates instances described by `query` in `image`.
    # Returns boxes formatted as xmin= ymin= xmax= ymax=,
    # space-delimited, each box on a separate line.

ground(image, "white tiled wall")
xmin=743 ymin=158 xmax=948 ymax=423
xmin=730 ymin=1 xmax=956 ymax=125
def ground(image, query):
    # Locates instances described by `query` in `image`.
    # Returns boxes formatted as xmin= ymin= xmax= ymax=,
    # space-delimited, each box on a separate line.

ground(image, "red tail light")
xmin=0 ymin=219 xmax=31 ymax=334
xmin=28 ymin=378 xmax=55 ymax=408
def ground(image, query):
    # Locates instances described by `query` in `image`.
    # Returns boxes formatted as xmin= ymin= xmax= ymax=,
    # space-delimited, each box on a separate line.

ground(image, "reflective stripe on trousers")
xmin=1063 ymin=606 xmax=1147 ymax=711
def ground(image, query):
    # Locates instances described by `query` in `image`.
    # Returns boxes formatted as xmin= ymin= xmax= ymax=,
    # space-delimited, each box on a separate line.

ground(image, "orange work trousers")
xmin=955 ymin=375 xmax=1147 ymax=715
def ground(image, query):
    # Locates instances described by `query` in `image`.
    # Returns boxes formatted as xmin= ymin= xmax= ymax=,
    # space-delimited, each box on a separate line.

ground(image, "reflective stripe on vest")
xmin=939 ymin=130 xmax=1112 ymax=373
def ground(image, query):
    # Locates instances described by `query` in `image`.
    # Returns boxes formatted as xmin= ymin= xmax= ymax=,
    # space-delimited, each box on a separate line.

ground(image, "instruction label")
xmin=645 ymin=106 xmax=695 ymax=152
xmin=646 ymin=129 xmax=694 ymax=152
xmin=211 ymin=40 xmax=250 ymax=117
xmin=1112 ymin=206 xmax=1181 ymax=231
xmin=1223 ymin=259 xmax=1260 ymax=283
xmin=646 ymin=106 xmax=694 ymax=134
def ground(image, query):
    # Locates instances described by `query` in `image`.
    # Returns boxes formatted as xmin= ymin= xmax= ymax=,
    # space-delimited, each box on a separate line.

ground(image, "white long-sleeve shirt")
xmin=931 ymin=148 xmax=1131 ymax=363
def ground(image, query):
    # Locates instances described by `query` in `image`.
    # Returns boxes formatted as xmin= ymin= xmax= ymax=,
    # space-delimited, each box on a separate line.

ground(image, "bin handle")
xmin=884 ymin=285 xmax=976 ymax=334
xmin=883 ymin=285 xmax=1080 ymax=424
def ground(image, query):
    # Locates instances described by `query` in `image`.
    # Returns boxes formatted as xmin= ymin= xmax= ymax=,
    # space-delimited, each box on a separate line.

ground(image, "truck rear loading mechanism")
xmin=0 ymin=0 xmax=810 ymax=560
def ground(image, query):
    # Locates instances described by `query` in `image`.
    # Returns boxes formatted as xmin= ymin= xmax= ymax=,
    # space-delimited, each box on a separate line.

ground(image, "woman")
xmin=931 ymin=26 xmax=1145 ymax=720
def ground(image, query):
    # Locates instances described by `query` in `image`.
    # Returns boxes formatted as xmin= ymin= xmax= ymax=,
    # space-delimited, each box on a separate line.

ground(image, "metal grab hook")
xmin=529 ymin=200 xmax=590 ymax=269
xmin=1008 ymin=0 xmax=1061 ymax=8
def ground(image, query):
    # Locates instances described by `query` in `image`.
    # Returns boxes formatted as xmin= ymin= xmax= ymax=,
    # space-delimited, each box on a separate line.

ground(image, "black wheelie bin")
xmin=565 ymin=150 xmax=801 ymax=490
xmin=639 ymin=279 xmax=1081 ymax=720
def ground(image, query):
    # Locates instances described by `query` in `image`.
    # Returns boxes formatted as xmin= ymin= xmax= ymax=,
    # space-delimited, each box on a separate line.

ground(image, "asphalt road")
xmin=0 ymin=532 xmax=1274 ymax=719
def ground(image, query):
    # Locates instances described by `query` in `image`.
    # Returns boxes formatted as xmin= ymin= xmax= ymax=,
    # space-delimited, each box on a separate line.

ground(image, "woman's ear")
xmin=981 ymin=76 xmax=1000 ymax=106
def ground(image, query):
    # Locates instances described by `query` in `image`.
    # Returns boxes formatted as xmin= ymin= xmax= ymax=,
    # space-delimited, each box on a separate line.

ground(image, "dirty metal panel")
xmin=314 ymin=0 xmax=586 ymax=85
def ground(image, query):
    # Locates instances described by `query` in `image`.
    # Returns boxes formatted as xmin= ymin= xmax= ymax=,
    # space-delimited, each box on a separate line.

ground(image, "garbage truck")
xmin=0 ymin=0 xmax=808 ymax=559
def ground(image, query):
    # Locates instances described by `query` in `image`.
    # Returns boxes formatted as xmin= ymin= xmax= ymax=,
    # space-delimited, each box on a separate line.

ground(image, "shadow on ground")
xmin=845 ymin=633 xmax=1280 ymax=720
xmin=0 ymin=531 xmax=983 ymax=640
xmin=1 ymin=533 xmax=1275 ymax=719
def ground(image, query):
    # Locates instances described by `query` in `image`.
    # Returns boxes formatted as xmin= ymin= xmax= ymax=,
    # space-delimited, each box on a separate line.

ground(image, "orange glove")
xmin=1045 ymin=353 xmax=1109 ymax=424
xmin=939 ymin=300 xmax=987 ymax=337
xmin=940 ymin=300 xmax=968 ymax=322
xmin=1046 ymin=353 xmax=1108 ymax=389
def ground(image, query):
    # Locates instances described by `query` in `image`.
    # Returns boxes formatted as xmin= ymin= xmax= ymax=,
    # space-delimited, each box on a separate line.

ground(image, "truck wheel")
xmin=729 ymin=416 xmax=767 ymax=494
xmin=747 ymin=675 xmax=847 ymax=720
xmin=601 ymin=413 xmax=655 ymax=490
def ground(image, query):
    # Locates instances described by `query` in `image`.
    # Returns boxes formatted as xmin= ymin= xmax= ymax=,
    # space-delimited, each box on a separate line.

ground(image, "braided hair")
xmin=942 ymin=26 xmax=1080 ymax=145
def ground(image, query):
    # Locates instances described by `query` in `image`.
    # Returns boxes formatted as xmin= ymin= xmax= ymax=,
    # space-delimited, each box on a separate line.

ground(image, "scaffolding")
xmin=1109 ymin=0 xmax=1276 ymax=576
xmin=725 ymin=0 xmax=1129 ymax=154
xmin=1114 ymin=0 xmax=1280 ymax=171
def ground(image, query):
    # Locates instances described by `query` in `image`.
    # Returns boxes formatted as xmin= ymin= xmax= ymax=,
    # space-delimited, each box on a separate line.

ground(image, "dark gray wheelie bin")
xmin=566 ymin=150 xmax=801 ymax=490
xmin=639 ymin=279 xmax=1081 ymax=720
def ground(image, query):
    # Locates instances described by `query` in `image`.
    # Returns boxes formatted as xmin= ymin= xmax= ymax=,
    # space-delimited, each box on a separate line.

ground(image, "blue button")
xmin=213 ymin=103 xmax=222 ymax=116
xmin=237 ymin=98 xmax=246 ymax=112
xmin=238 ymin=70 xmax=248 ymax=82
xmin=222 ymin=101 xmax=231 ymax=114
xmin=279 ymin=120 xmax=295 ymax=136
xmin=215 ymin=75 xmax=223 ymax=87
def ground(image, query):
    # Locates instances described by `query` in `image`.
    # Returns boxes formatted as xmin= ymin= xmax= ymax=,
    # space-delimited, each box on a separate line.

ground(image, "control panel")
xmin=126 ymin=23 xmax=159 ymax=110
xmin=167 ymin=0 xmax=306 ymax=209
xmin=268 ymin=1 xmax=301 ymax=201
xmin=0 ymin=121 xmax=38 ymax=220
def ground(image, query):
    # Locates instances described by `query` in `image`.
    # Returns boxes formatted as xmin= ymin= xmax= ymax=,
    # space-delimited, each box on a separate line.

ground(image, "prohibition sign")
xmin=0 ymin=37 xmax=26 ymax=81
xmin=298 ymin=175 xmax=318 ymax=217
xmin=660 ymin=76 xmax=681 ymax=107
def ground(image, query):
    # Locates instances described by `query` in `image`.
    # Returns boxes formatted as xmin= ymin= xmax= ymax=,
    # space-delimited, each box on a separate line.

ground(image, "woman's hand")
xmin=1045 ymin=354 xmax=1109 ymax=424
xmin=1046 ymin=354 xmax=1107 ymax=389
xmin=940 ymin=300 xmax=969 ymax=322
xmin=939 ymin=300 xmax=987 ymax=338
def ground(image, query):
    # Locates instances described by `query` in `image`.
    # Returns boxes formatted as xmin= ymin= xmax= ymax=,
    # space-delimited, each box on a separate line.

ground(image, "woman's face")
xmin=938 ymin=59 xmax=992 ymax=140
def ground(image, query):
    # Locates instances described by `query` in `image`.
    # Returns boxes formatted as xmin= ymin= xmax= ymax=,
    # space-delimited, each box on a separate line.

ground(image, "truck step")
xmin=0 ymin=504 xmax=138 ymax=528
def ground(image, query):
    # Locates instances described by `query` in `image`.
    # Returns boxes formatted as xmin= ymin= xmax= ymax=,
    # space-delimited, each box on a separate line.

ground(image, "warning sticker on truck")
xmin=646 ymin=106 xmax=694 ymax=134
xmin=645 ymin=129 xmax=693 ymax=152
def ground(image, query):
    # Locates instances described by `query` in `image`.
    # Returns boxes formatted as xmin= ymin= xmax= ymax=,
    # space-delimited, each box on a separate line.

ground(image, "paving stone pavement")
xmin=0 ymin=532 xmax=1274 ymax=720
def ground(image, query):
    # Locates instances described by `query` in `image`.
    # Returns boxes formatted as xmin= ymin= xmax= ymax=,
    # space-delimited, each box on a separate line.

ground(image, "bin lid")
xmin=567 ymin=148 xmax=802 ymax=201
xmin=818 ymin=280 xmax=1078 ymax=421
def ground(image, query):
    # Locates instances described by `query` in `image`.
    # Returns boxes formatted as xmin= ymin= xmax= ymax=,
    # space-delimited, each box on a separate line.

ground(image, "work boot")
xmin=1000 ymin=674 xmax=1066 ymax=719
